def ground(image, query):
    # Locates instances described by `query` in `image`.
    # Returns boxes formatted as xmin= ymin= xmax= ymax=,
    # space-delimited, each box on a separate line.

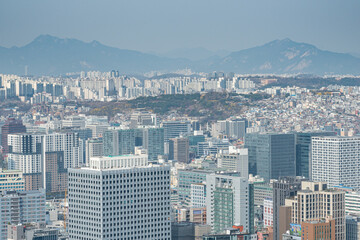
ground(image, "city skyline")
xmin=1 ymin=1 xmax=360 ymax=239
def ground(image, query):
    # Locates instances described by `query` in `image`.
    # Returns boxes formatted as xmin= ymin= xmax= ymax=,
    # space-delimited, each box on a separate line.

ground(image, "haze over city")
xmin=0 ymin=1 xmax=360 ymax=240
xmin=1 ymin=0 xmax=360 ymax=54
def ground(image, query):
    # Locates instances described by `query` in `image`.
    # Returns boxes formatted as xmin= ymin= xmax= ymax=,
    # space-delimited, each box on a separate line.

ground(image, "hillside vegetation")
xmin=84 ymin=92 xmax=269 ymax=122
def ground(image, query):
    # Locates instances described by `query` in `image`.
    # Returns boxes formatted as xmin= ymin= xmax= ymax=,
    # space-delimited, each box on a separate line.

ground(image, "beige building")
xmin=284 ymin=181 xmax=345 ymax=240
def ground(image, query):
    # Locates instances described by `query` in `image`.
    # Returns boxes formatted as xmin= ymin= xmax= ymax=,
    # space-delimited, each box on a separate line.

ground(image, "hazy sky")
xmin=1 ymin=0 xmax=359 ymax=53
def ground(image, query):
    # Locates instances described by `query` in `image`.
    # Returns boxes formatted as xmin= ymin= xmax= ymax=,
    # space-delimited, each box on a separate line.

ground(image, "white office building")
xmin=161 ymin=121 xmax=191 ymax=142
xmin=311 ymin=136 xmax=360 ymax=188
xmin=190 ymin=183 xmax=206 ymax=208
xmin=345 ymin=191 xmax=360 ymax=215
xmin=217 ymin=147 xmax=248 ymax=178
xmin=206 ymin=173 xmax=249 ymax=234
xmin=62 ymin=116 xmax=86 ymax=129
xmin=68 ymin=154 xmax=171 ymax=240
xmin=263 ymin=198 xmax=273 ymax=227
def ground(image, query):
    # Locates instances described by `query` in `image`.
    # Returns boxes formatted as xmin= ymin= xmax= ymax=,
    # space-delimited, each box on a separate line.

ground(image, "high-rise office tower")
xmin=142 ymin=127 xmax=164 ymax=161
xmin=86 ymin=124 xmax=109 ymax=138
xmin=1 ymin=118 xmax=26 ymax=154
xmin=44 ymin=132 xmax=83 ymax=169
xmin=104 ymin=127 xmax=164 ymax=162
xmin=162 ymin=121 xmax=191 ymax=142
xmin=312 ymin=136 xmax=360 ymax=188
xmin=103 ymin=128 xmax=142 ymax=156
xmin=245 ymin=133 xmax=296 ymax=182
xmin=0 ymin=189 xmax=46 ymax=239
xmin=217 ymin=148 xmax=248 ymax=178
xmin=284 ymin=181 xmax=345 ymax=240
xmin=212 ymin=119 xmax=248 ymax=139
xmin=272 ymin=176 xmax=304 ymax=240
xmin=85 ymin=138 xmax=104 ymax=164
xmin=169 ymin=137 xmax=189 ymax=163
xmin=206 ymin=173 xmax=250 ymax=234
xmin=44 ymin=151 xmax=67 ymax=193
xmin=295 ymin=131 xmax=336 ymax=178
xmin=68 ymin=154 xmax=171 ymax=240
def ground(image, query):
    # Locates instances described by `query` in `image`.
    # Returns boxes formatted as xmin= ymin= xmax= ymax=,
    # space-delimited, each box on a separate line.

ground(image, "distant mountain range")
xmin=1 ymin=35 xmax=360 ymax=75
xmin=153 ymin=47 xmax=230 ymax=61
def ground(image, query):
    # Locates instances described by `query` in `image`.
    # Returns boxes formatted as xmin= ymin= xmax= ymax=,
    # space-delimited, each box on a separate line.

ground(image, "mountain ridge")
xmin=0 ymin=35 xmax=359 ymax=75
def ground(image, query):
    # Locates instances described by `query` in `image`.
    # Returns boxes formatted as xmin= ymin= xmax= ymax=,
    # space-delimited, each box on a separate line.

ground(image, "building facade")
xmin=178 ymin=169 xmax=212 ymax=205
xmin=1 ymin=118 xmax=26 ymax=154
xmin=85 ymin=138 xmax=103 ymax=164
xmin=295 ymin=131 xmax=336 ymax=178
xmin=346 ymin=215 xmax=360 ymax=240
xmin=190 ymin=183 xmax=206 ymax=208
xmin=162 ymin=121 xmax=191 ymax=143
xmin=7 ymin=132 xmax=82 ymax=192
xmin=68 ymin=154 xmax=171 ymax=240
xmin=245 ymin=133 xmax=296 ymax=182
xmin=142 ymin=127 xmax=164 ymax=161
xmin=217 ymin=148 xmax=248 ymax=178
xmin=312 ymin=136 xmax=360 ymax=188
xmin=169 ymin=137 xmax=189 ymax=163
xmin=263 ymin=198 xmax=273 ymax=227
xmin=285 ymin=181 xmax=345 ymax=240
xmin=0 ymin=189 xmax=46 ymax=239
xmin=272 ymin=176 xmax=304 ymax=240
xmin=0 ymin=169 xmax=25 ymax=191
xmin=206 ymin=173 xmax=250 ymax=234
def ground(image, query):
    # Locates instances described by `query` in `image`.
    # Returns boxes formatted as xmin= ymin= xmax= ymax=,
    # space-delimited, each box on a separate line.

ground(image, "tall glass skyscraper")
xmin=295 ymin=131 xmax=336 ymax=178
xmin=245 ymin=133 xmax=296 ymax=182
